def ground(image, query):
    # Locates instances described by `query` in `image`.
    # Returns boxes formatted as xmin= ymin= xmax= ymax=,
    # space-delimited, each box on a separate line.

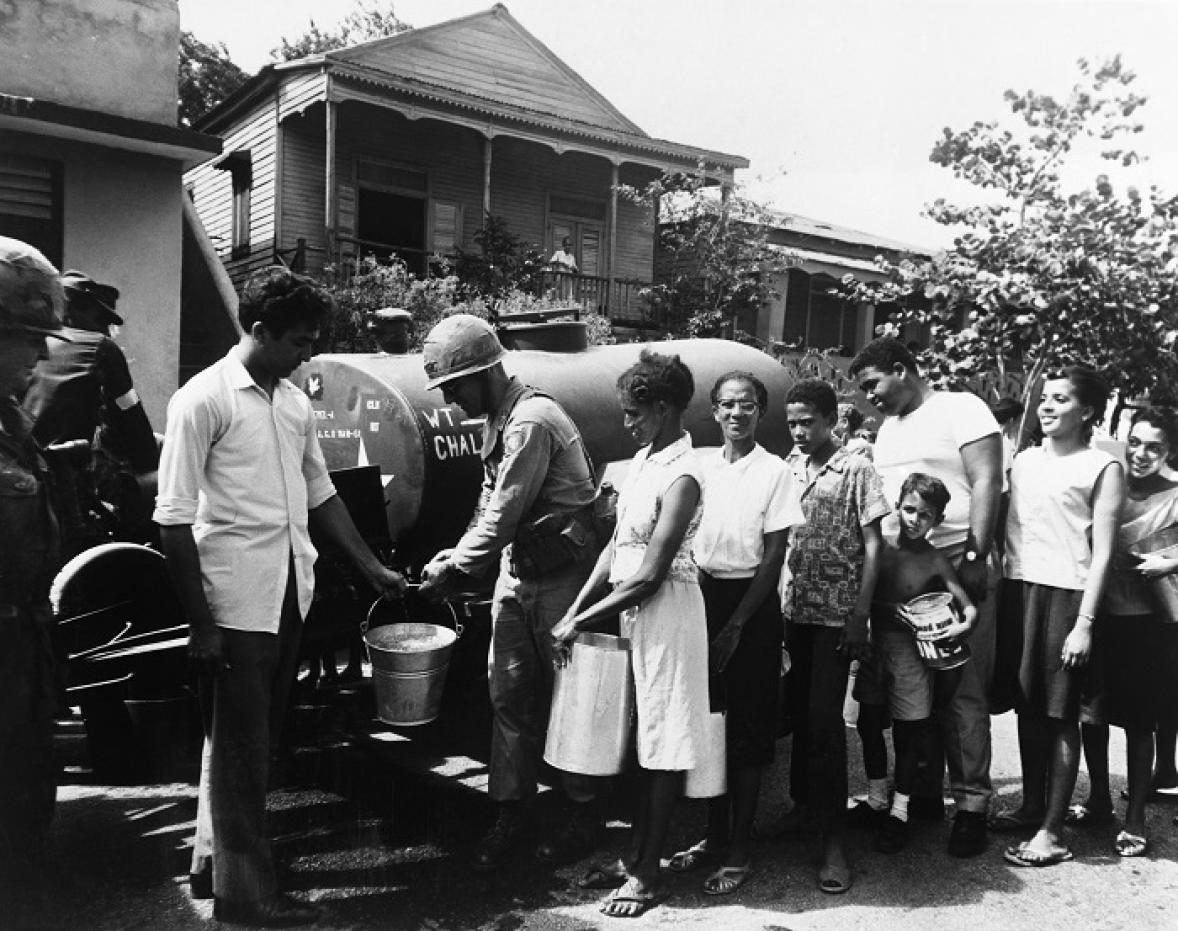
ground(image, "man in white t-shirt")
xmin=849 ymin=337 xmax=1002 ymax=859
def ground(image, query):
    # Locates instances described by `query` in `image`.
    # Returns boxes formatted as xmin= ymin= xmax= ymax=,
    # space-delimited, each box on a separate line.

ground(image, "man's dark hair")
xmin=848 ymin=337 xmax=918 ymax=379
xmin=238 ymin=266 xmax=333 ymax=337
xmin=617 ymin=348 xmax=695 ymax=411
xmin=990 ymin=397 xmax=1024 ymax=425
xmin=710 ymin=370 xmax=768 ymax=411
xmin=785 ymin=378 xmax=838 ymax=419
xmin=899 ymin=472 xmax=951 ymax=519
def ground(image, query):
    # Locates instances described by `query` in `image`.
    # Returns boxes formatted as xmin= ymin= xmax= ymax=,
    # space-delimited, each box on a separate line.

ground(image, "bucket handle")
xmin=361 ymin=595 xmax=465 ymax=639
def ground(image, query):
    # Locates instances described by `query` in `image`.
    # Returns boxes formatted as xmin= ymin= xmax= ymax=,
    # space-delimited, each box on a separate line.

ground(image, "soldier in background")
xmin=23 ymin=272 xmax=159 ymax=546
xmin=368 ymin=306 xmax=413 ymax=355
xmin=24 ymin=271 xmax=157 ymax=472
xmin=0 ymin=237 xmax=66 ymax=895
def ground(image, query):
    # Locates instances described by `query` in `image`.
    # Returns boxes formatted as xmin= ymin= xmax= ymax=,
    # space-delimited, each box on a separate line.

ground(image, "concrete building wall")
xmin=0 ymin=0 xmax=179 ymax=126
xmin=6 ymin=134 xmax=183 ymax=426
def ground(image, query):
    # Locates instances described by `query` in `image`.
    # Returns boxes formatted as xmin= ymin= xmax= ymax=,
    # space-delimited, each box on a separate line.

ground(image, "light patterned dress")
xmin=609 ymin=432 xmax=710 ymax=770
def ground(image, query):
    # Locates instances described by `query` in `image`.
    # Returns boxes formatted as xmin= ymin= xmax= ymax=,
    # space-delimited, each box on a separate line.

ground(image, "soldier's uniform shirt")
xmin=449 ymin=376 xmax=595 ymax=578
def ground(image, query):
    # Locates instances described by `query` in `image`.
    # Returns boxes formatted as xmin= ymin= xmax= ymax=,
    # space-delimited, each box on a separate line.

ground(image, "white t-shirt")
xmin=873 ymin=391 xmax=999 ymax=551
xmin=1005 ymin=445 xmax=1120 ymax=590
xmin=693 ymin=444 xmax=805 ymax=579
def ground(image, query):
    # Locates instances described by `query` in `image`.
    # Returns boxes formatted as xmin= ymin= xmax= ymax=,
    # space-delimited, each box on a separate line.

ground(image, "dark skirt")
xmin=996 ymin=581 xmax=1085 ymax=721
xmin=700 ymin=571 xmax=783 ymax=768
xmin=1082 ymin=613 xmax=1178 ymax=730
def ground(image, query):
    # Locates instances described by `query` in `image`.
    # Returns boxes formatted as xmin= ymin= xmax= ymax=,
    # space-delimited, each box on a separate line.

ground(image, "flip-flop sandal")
xmin=579 ymin=861 xmax=629 ymax=890
xmin=668 ymin=839 xmax=714 ymax=873
xmin=1114 ymin=830 xmax=1148 ymax=857
xmin=1065 ymin=804 xmax=1115 ymax=826
xmin=1003 ymin=842 xmax=1074 ymax=867
xmin=988 ymin=811 xmax=1041 ymax=833
xmin=600 ymin=878 xmax=667 ymax=918
xmin=702 ymin=863 xmax=751 ymax=896
xmin=818 ymin=863 xmax=851 ymax=894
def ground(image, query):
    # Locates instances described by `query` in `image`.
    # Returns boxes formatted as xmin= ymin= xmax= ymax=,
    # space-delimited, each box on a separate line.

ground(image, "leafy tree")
xmin=842 ymin=56 xmax=1178 ymax=429
xmin=273 ymin=1 xmax=411 ymax=61
xmin=452 ymin=214 xmax=547 ymax=305
xmin=178 ymin=31 xmax=250 ymax=127
xmin=621 ymin=169 xmax=797 ymax=340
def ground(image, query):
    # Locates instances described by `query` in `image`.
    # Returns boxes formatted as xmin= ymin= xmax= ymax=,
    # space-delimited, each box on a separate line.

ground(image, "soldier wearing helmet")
xmin=418 ymin=313 xmax=606 ymax=871
xmin=367 ymin=306 xmax=413 ymax=355
xmin=23 ymin=270 xmax=158 ymax=474
xmin=0 ymin=236 xmax=65 ymax=878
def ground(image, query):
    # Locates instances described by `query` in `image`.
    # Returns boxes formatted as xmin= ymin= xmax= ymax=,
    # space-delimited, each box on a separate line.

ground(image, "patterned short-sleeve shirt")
xmin=786 ymin=446 xmax=890 ymax=627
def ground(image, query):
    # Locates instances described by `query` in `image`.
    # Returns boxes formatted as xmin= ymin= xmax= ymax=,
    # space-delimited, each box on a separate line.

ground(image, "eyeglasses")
xmin=715 ymin=399 xmax=759 ymax=414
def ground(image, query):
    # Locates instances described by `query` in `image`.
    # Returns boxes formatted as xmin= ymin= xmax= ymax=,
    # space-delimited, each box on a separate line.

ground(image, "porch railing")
xmin=535 ymin=271 xmax=656 ymax=328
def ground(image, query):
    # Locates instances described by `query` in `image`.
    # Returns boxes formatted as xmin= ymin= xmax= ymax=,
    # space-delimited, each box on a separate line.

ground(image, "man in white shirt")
xmin=849 ymin=337 xmax=1002 ymax=859
xmin=155 ymin=267 xmax=405 ymax=926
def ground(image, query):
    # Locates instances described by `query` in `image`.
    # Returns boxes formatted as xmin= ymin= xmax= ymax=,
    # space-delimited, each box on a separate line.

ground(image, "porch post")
xmin=607 ymin=161 xmax=619 ymax=315
xmin=482 ymin=134 xmax=493 ymax=219
xmin=324 ymin=94 xmax=338 ymax=266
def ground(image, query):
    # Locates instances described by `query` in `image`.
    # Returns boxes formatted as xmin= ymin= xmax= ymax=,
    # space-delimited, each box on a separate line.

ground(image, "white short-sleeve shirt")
xmin=873 ymin=391 xmax=999 ymax=550
xmin=693 ymin=444 xmax=805 ymax=578
xmin=153 ymin=349 xmax=336 ymax=633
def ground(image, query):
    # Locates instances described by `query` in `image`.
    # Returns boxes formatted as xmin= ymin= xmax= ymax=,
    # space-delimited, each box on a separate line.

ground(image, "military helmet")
xmin=367 ymin=306 xmax=412 ymax=329
xmin=0 ymin=236 xmax=65 ymax=338
xmin=422 ymin=314 xmax=504 ymax=389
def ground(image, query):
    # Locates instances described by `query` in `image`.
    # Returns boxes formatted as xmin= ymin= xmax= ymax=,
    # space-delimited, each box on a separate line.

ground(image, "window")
xmin=355 ymin=160 xmax=428 ymax=274
xmin=0 ymin=154 xmax=62 ymax=267
xmin=548 ymin=193 xmax=606 ymax=277
xmin=431 ymin=201 xmax=463 ymax=255
xmin=782 ymin=269 xmax=859 ymax=354
xmin=214 ymin=150 xmax=252 ymax=259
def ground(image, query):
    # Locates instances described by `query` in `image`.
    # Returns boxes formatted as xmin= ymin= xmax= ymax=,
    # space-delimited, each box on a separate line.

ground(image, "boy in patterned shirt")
xmin=783 ymin=378 xmax=889 ymax=895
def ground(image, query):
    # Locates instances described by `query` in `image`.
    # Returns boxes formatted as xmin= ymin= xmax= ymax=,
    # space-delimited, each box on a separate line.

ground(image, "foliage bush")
xmin=317 ymin=254 xmax=613 ymax=353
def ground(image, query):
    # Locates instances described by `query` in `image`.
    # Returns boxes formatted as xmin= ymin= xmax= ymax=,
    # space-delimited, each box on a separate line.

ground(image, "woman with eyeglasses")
xmin=667 ymin=372 xmax=804 ymax=896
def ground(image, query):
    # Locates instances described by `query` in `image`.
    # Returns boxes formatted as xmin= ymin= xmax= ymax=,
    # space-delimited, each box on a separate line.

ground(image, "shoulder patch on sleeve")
xmin=503 ymin=427 xmax=527 ymax=456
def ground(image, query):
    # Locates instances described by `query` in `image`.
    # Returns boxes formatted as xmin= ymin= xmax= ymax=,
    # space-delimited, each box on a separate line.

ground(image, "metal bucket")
xmin=365 ymin=622 xmax=458 ymax=726
xmin=684 ymin=711 xmax=727 ymax=798
xmin=1127 ymin=525 xmax=1178 ymax=624
xmin=903 ymin=593 xmax=971 ymax=671
xmin=544 ymin=632 xmax=634 ymax=777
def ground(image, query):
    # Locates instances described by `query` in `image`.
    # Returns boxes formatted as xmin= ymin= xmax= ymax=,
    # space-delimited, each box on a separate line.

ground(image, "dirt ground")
xmin=5 ymin=708 xmax=1177 ymax=931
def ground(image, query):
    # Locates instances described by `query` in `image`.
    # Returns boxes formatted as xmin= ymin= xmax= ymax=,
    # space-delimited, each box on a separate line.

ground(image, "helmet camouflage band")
xmin=0 ymin=236 xmax=64 ymax=338
xmin=422 ymin=314 xmax=504 ymax=389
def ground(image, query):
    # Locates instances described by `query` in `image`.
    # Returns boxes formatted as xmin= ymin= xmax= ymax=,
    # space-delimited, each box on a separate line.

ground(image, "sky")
xmin=178 ymin=0 xmax=1178 ymax=250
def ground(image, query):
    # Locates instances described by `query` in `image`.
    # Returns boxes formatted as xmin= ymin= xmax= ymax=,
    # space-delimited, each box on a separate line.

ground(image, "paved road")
xmin=6 ymin=700 xmax=1178 ymax=930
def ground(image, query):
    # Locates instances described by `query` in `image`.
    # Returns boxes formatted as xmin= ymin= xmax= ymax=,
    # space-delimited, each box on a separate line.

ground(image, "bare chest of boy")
xmin=878 ymin=544 xmax=946 ymax=605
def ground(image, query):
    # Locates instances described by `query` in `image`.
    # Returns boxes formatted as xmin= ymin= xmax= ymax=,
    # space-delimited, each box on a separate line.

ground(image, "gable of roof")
xmin=326 ymin=4 xmax=645 ymax=136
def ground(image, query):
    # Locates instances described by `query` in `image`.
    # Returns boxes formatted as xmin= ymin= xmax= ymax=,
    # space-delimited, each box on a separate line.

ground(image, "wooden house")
xmin=754 ymin=211 xmax=932 ymax=355
xmin=186 ymin=4 xmax=747 ymax=325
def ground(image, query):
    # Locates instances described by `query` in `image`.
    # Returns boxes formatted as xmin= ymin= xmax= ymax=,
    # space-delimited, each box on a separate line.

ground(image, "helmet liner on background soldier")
xmin=422 ymin=314 xmax=504 ymax=389
xmin=0 ymin=236 xmax=66 ymax=339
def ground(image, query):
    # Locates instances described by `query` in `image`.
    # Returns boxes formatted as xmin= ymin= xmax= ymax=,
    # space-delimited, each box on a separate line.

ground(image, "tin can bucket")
xmin=544 ymin=632 xmax=634 ymax=777
xmin=903 ymin=593 xmax=971 ymax=671
xmin=365 ymin=622 xmax=458 ymax=726
xmin=1128 ymin=525 xmax=1178 ymax=624
xmin=684 ymin=711 xmax=727 ymax=798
